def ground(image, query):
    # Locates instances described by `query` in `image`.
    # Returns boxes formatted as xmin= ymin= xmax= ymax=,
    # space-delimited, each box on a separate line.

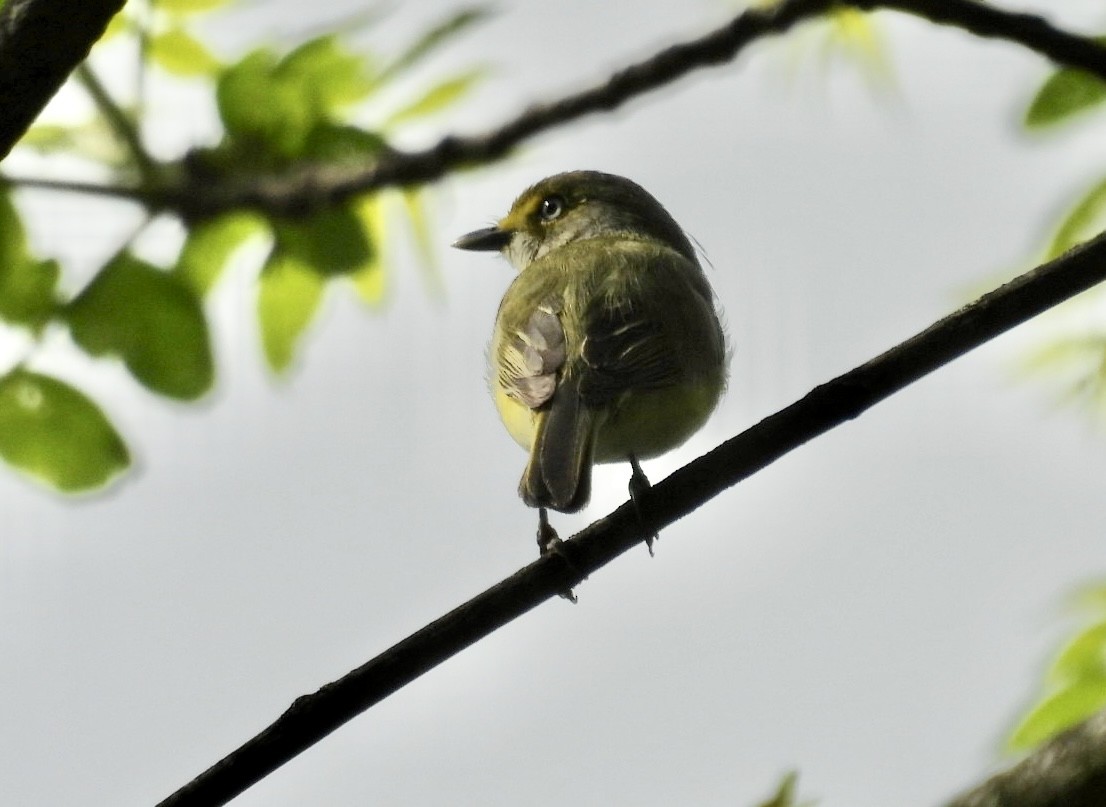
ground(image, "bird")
xmin=453 ymin=170 xmax=727 ymax=556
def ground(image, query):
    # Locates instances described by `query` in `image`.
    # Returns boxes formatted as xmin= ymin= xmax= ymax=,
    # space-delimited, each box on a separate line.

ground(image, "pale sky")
xmin=4 ymin=1 xmax=1106 ymax=805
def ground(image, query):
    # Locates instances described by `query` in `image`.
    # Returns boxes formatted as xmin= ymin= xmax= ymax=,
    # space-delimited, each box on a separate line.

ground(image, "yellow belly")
xmin=495 ymin=376 xmax=723 ymax=464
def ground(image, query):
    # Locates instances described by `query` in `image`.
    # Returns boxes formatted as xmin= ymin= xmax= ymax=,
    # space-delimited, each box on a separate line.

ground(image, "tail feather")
xmin=520 ymin=376 xmax=594 ymax=513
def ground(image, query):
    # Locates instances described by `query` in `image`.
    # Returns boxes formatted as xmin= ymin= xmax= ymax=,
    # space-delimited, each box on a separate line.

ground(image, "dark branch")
xmin=169 ymin=0 xmax=1106 ymax=218
xmin=13 ymin=0 xmax=1105 ymax=218
xmin=157 ymin=224 xmax=1106 ymax=806
xmin=945 ymin=708 xmax=1106 ymax=807
xmin=0 ymin=0 xmax=126 ymax=161
xmin=857 ymin=0 xmax=1106 ymax=79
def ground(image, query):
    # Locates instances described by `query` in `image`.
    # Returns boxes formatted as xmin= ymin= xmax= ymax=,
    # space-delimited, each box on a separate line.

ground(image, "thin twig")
xmin=75 ymin=64 xmax=158 ymax=180
xmin=156 ymin=223 xmax=1106 ymax=806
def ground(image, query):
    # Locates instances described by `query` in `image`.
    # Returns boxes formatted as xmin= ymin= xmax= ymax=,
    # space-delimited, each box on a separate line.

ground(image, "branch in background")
xmin=946 ymin=708 xmax=1106 ymax=807
xmin=859 ymin=0 xmax=1106 ymax=79
xmin=156 ymin=224 xmax=1106 ymax=805
xmin=0 ymin=0 xmax=127 ymax=161
xmin=12 ymin=0 xmax=1104 ymax=219
xmin=167 ymin=0 xmax=1106 ymax=218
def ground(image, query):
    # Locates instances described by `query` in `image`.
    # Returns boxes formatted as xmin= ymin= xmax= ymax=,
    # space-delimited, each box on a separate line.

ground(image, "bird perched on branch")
xmin=454 ymin=170 xmax=727 ymax=555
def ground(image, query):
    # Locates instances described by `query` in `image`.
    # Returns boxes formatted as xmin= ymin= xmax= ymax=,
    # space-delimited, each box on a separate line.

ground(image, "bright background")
xmin=3 ymin=1 xmax=1106 ymax=805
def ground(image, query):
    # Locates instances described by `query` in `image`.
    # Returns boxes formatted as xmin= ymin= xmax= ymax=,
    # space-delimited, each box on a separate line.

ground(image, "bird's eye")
xmin=538 ymin=195 xmax=565 ymax=222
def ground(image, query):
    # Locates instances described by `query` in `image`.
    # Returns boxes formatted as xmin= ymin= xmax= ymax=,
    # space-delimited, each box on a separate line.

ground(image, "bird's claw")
xmin=537 ymin=508 xmax=579 ymax=603
xmin=628 ymin=455 xmax=659 ymax=556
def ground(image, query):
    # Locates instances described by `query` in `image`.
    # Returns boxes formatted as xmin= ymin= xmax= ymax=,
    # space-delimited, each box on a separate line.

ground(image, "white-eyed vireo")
xmin=454 ymin=171 xmax=727 ymax=553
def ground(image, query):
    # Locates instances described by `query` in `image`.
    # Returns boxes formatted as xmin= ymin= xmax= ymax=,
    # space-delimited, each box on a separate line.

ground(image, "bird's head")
xmin=453 ymin=170 xmax=697 ymax=271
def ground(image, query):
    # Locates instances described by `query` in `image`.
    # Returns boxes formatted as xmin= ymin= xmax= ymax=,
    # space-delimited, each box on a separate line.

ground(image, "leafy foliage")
xmin=1017 ymin=45 xmax=1106 ymax=420
xmin=0 ymin=188 xmax=59 ymax=330
xmin=754 ymin=772 xmax=814 ymax=807
xmin=66 ymin=251 xmax=214 ymax=401
xmin=0 ymin=369 xmax=129 ymax=492
xmin=1025 ymin=61 xmax=1106 ymax=130
xmin=2 ymin=2 xmax=488 ymax=492
xmin=1009 ymin=583 xmax=1106 ymax=750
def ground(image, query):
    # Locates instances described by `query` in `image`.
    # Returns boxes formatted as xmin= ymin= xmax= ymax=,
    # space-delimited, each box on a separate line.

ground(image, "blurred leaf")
xmin=754 ymin=772 xmax=812 ymax=807
xmin=159 ymin=0 xmax=232 ymax=11
xmin=1009 ymin=674 xmax=1106 ymax=750
xmin=0 ymin=185 xmax=30 ymax=267
xmin=1072 ymin=582 xmax=1106 ymax=612
xmin=0 ymin=369 xmax=129 ymax=492
xmin=350 ymin=195 xmax=387 ymax=307
xmin=0 ymin=259 xmax=59 ymax=330
xmin=150 ymin=27 xmax=222 ymax=76
xmin=378 ymin=7 xmax=491 ymax=84
xmin=175 ymin=212 xmax=265 ymax=295
xmin=302 ymin=123 xmax=388 ymax=164
xmin=257 ymin=253 xmax=325 ymax=372
xmin=272 ymin=206 xmax=374 ymax=276
xmin=823 ymin=6 xmax=893 ymax=88
xmin=66 ymin=252 xmax=214 ymax=400
xmin=1050 ymin=621 xmax=1106 ymax=683
xmin=98 ymin=9 xmax=130 ymax=42
xmin=17 ymin=115 xmax=126 ymax=165
xmin=276 ymin=35 xmax=373 ymax=113
xmin=384 ymin=68 xmax=485 ymax=125
xmin=1020 ymin=335 xmax=1106 ymax=375
xmin=217 ymin=49 xmax=314 ymax=159
xmin=1045 ymin=177 xmax=1106 ymax=259
xmin=401 ymin=187 xmax=441 ymax=295
xmin=1026 ymin=67 xmax=1106 ymax=130
xmin=19 ymin=124 xmax=74 ymax=153
xmin=0 ymin=191 xmax=58 ymax=329
xmin=217 ymin=39 xmax=373 ymax=161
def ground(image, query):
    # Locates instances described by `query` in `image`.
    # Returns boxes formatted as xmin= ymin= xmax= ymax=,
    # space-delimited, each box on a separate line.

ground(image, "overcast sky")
xmin=4 ymin=1 xmax=1106 ymax=805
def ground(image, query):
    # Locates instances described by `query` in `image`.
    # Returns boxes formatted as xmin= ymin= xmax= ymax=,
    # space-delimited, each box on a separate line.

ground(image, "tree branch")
xmin=12 ymin=0 xmax=1103 ymax=219
xmin=75 ymin=63 xmax=157 ymax=179
xmin=168 ymin=0 xmax=1106 ymax=218
xmin=0 ymin=0 xmax=126 ymax=161
xmin=945 ymin=708 xmax=1106 ymax=807
xmin=156 ymin=225 xmax=1106 ymax=805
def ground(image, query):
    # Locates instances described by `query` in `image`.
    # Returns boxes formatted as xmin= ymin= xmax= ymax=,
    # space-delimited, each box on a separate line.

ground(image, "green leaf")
xmin=257 ymin=253 xmax=325 ymax=372
xmin=150 ymin=27 xmax=222 ymax=76
xmin=98 ymin=10 xmax=130 ymax=42
xmin=349 ymin=195 xmax=387 ymax=307
xmin=66 ymin=252 xmax=214 ymax=400
xmin=276 ymin=36 xmax=373 ymax=113
xmin=1050 ymin=621 xmax=1106 ymax=683
xmin=217 ymin=49 xmax=314 ymax=159
xmin=1009 ymin=674 xmax=1106 ymax=750
xmin=0 ymin=191 xmax=58 ymax=329
xmin=401 ymin=187 xmax=441 ymax=295
xmin=1046 ymin=177 xmax=1106 ymax=259
xmin=384 ymin=68 xmax=485 ymax=126
xmin=16 ymin=116 xmax=125 ymax=165
xmin=158 ymin=0 xmax=232 ymax=12
xmin=174 ymin=212 xmax=265 ymax=295
xmin=1025 ymin=68 xmax=1106 ymax=129
xmin=301 ymin=123 xmax=388 ymax=164
xmin=378 ymin=7 xmax=491 ymax=84
xmin=272 ymin=206 xmax=374 ymax=276
xmin=0 ymin=369 xmax=129 ymax=492
xmin=217 ymin=40 xmax=373 ymax=161
xmin=19 ymin=124 xmax=75 ymax=154
xmin=0 ymin=259 xmax=60 ymax=330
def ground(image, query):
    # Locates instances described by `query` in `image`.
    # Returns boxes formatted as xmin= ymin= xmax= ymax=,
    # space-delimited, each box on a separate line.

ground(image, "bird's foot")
xmin=537 ymin=508 xmax=578 ymax=603
xmin=628 ymin=455 xmax=660 ymax=556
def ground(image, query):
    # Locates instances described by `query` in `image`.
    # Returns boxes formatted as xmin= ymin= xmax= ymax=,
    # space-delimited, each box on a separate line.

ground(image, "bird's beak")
xmin=452 ymin=226 xmax=513 ymax=252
